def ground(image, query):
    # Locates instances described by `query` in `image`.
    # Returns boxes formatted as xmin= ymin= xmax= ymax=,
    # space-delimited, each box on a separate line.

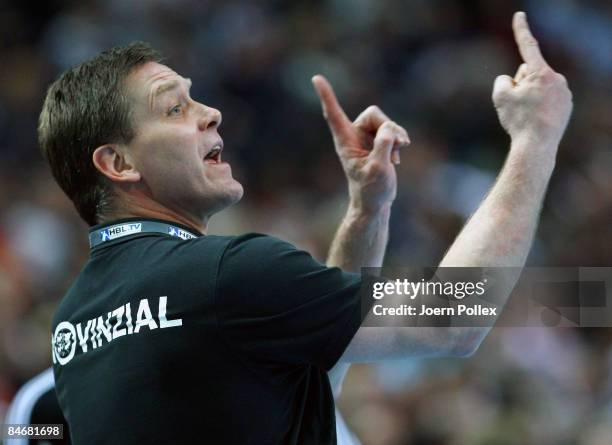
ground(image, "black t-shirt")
xmin=51 ymin=218 xmax=362 ymax=444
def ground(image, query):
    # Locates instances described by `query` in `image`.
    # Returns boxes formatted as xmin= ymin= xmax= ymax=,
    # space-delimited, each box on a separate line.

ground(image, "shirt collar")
xmin=88 ymin=217 xmax=203 ymax=249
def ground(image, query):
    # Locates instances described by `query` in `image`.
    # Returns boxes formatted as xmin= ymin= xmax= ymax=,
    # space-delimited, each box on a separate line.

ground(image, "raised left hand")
xmin=312 ymin=75 xmax=410 ymax=214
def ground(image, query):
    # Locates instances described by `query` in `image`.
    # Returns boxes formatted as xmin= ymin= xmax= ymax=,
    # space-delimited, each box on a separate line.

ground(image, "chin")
xmin=207 ymin=181 xmax=244 ymax=215
xmin=226 ymin=181 xmax=244 ymax=206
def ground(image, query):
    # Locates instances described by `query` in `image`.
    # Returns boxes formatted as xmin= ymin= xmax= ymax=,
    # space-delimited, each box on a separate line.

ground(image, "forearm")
xmin=440 ymin=139 xmax=555 ymax=268
xmin=326 ymin=200 xmax=391 ymax=392
xmin=326 ymin=200 xmax=391 ymax=272
xmin=438 ymin=139 xmax=557 ymax=351
xmin=343 ymin=141 xmax=558 ymax=363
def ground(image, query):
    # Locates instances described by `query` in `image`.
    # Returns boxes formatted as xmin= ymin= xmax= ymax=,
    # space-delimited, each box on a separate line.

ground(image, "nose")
xmin=197 ymin=105 xmax=222 ymax=131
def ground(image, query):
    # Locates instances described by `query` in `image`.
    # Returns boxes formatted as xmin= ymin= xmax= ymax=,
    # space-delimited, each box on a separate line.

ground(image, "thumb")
xmin=492 ymin=75 xmax=514 ymax=104
xmin=370 ymin=122 xmax=395 ymax=163
xmin=311 ymin=74 xmax=351 ymax=138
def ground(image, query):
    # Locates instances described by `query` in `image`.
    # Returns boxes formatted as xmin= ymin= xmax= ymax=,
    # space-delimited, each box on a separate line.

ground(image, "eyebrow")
xmin=150 ymin=77 xmax=193 ymax=110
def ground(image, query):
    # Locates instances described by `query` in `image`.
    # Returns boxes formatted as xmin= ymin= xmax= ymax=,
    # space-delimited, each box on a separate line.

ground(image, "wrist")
xmin=347 ymin=198 xmax=392 ymax=221
xmin=509 ymin=136 xmax=558 ymax=172
xmin=510 ymin=130 xmax=560 ymax=154
xmin=502 ymin=139 xmax=557 ymax=197
xmin=347 ymin=180 xmax=396 ymax=217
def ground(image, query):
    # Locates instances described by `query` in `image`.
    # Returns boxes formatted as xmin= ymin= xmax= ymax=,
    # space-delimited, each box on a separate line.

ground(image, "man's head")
xmin=39 ymin=42 xmax=243 ymax=226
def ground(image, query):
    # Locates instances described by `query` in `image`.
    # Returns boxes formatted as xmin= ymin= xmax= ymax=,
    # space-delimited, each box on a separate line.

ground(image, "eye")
xmin=168 ymin=104 xmax=182 ymax=116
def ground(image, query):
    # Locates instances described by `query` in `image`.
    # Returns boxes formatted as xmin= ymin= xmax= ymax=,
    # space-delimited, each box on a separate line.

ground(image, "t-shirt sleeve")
xmin=214 ymin=234 xmax=363 ymax=370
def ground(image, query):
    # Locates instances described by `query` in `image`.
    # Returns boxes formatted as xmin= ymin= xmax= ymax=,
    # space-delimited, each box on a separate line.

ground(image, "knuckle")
xmin=494 ymin=75 xmax=511 ymax=86
xmin=377 ymin=134 xmax=394 ymax=146
xmin=366 ymin=105 xmax=381 ymax=114
xmin=394 ymin=125 xmax=409 ymax=141
xmin=493 ymin=83 xmax=511 ymax=98
xmin=534 ymin=69 xmax=564 ymax=88
xmin=555 ymin=73 xmax=568 ymax=85
xmin=381 ymin=120 xmax=396 ymax=130
xmin=562 ymin=85 xmax=573 ymax=102
xmin=492 ymin=90 xmax=511 ymax=104
xmin=392 ymin=123 xmax=404 ymax=133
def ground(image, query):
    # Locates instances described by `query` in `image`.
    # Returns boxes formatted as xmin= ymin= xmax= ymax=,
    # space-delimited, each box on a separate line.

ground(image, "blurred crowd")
xmin=0 ymin=0 xmax=611 ymax=443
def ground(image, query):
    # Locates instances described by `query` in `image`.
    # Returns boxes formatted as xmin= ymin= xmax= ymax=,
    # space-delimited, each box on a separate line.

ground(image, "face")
xmin=124 ymin=62 xmax=243 ymax=218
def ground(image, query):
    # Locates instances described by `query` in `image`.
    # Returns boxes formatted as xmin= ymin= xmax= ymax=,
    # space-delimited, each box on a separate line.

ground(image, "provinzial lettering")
xmin=52 ymin=296 xmax=182 ymax=366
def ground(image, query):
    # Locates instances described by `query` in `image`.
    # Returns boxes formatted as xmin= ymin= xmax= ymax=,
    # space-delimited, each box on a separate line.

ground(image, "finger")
xmin=371 ymin=122 xmax=397 ymax=163
xmin=397 ymin=125 xmax=410 ymax=145
xmin=512 ymin=11 xmax=549 ymax=72
xmin=492 ymin=75 xmax=514 ymax=103
xmin=353 ymin=105 xmax=391 ymax=132
xmin=392 ymin=124 xmax=410 ymax=164
xmin=391 ymin=149 xmax=400 ymax=165
xmin=513 ymin=63 xmax=529 ymax=85
xmin=392 ymin=135 xmax=411 ymax=165
xmin=311 ymin=75 xmax=352 ymax=137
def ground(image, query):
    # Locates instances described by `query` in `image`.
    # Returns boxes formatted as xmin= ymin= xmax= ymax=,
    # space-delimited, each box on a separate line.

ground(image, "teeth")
xmin=205 ymin=145 xmax=221 ymax=159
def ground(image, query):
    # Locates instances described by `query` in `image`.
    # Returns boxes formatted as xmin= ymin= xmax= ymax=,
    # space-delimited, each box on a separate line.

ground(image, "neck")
xmin=99 ymin=199 xmax=208 ymax=234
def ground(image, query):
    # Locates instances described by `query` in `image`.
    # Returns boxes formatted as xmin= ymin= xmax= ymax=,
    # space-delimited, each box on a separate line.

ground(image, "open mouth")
xmin=203 ymin=143 xmax=223 ymax=164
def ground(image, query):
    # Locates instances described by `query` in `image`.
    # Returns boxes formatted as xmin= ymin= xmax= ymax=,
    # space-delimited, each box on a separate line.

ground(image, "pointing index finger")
xmin=512 ymin=11 xmax=549 ymax=72
xmin=311 ymin=74 xmax=352 ymax=137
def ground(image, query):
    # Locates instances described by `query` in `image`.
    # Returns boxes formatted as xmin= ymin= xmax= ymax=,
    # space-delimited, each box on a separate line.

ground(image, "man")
xmin=38 ymin=11 xmax=570 ymax=444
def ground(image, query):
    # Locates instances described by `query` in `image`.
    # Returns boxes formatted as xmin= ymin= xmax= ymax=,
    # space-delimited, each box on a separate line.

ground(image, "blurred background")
xmin=0 ymin=0 xmax=611 ymax=443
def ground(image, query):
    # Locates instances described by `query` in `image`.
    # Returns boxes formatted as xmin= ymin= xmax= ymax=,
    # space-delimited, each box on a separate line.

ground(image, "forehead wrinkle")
xmin=149 ymin=77 xmax=193 ymax=111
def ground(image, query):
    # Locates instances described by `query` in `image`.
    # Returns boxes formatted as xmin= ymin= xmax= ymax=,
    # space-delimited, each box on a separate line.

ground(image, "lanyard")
xmin=89 ymin=221 xmax=199 ymax=248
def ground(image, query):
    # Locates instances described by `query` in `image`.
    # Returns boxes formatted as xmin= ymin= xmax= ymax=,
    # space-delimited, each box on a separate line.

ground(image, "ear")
xmin=92 ymin=144 xmax=141 ymax=183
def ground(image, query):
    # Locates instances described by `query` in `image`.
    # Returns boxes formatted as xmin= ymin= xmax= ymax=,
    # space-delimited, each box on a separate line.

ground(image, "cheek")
xmin=135 ymin=129 xmax=200 ymax=177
